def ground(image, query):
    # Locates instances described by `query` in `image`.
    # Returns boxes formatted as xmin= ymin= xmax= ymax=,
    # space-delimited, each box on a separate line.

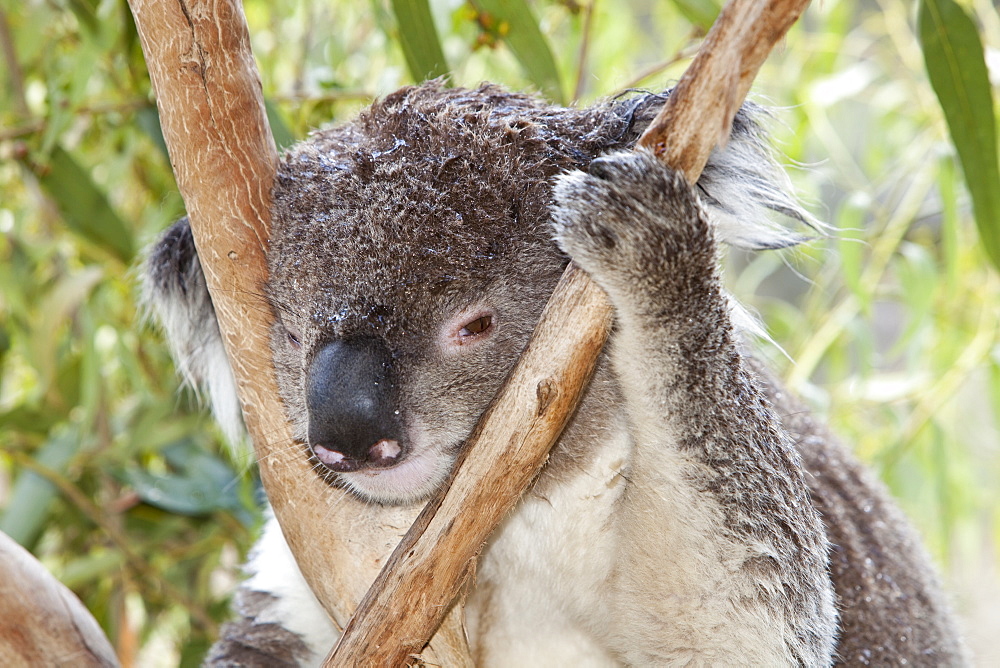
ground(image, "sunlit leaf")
xmin=0 ymin=430 xmax=80 ymax=549
xmin=836 ymin=202 xmax=868 ymax=305
xmin=121 ymin=441 xmax=250 ymax=518
xmin=27 ymin=146 xmax=135 ymax=263
xmin=669 ymin=0 xmax=722 ymax=29
xmin=60 ymin=550 xmax=127 ymax=589
xmin=469 ymin=0 xmax=563 ymax=102
xmin=894 ymin=242 xmax=938 ymax=348
xmin=28 ymin=266 xmax=103 ymax=394
xmin=391 ymin=0 xmax=450 ymax=81
xmin=66 ymin=0 xmax=100 ymax=35
xmin=265 ymin=98 xmax=297 ymax=151
xmin=919 ymin=0 xmax=1000 ymax=270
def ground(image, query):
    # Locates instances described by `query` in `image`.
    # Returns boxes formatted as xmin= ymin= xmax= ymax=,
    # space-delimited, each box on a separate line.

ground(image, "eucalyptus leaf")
xmin=919 ymin=0 xmax=1000 ymax=270
xmin=121 ymin=440 xmax=249 ymax=518
xmin=265 ymin=98 xmax=297 ymax=151
xmin=391 ymin=0 xmax=450 ymax=81
xmin=28 ymin=266 xmax=103 ymax=394
xmin=137 ymin=106 xmax=169 ymax=159
xmin=470 ymin=0 xmax=563 ymax=102
xmin=895 ymin=242 xmax=938 ymax=349
xmin=0 ymin=320 xmax=9 ymax=368
xmin=670 ymin=0 xmax=722 ymax=29
xmin=59 ymin=550 xmax=127 ymax=589
xmin=0 ymin=407 xmax=59 ymax=436
xmin=66 ymin=0 xmax=101 ymax=36
xmin=0 ymin=429 xmax=80 ymax=549
xmin=28 ymin=146 xmax=135 ymax=263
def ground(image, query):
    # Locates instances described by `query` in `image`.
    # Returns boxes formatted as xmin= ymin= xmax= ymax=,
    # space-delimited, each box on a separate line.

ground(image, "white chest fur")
xmin=464 ymin=428 xmax=631 ymax=665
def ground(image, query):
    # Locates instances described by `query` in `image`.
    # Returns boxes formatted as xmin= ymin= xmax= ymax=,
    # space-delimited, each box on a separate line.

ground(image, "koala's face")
xmin=263 ymin=85 xmax=594 ymax=504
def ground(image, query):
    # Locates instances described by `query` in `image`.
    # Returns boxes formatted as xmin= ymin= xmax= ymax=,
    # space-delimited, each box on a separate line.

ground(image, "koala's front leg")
xmin=551 ymin=151 xmax=837 ymax=666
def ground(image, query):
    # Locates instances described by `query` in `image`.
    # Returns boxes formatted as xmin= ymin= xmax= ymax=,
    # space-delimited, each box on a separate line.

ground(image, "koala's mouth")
xmin=309 ymin=436 xmax=458 ymax=505
xmin=311 ymin=439 xmax=403 ymax=473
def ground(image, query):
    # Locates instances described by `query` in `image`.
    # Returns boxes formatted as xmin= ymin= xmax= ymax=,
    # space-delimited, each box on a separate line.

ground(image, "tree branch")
xmin=125 ymin=1 xmax=469 ymax=664
xmin=328 ymin=0 xmax=810 ymax=663
xmin=0 ymin=531 xmax=119 ymax=667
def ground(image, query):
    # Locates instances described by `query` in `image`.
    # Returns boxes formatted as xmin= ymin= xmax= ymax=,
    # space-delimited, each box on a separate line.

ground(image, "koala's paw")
xmin=550 ymin=150 xmax=714 ymax=289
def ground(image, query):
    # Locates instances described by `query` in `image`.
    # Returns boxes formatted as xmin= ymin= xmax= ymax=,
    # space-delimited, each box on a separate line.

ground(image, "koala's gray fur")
xmin=144 ymin=82 xmax=966 ymax=666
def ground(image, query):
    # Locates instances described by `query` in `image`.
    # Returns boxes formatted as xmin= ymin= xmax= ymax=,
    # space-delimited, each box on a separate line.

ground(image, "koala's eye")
xmin=460 ymin=315 xmax=492 ymax=337
xmin=441 ymin=308 xmax=496 ymax=352
xmin=285 ymin=326 xmax=302 ymax=349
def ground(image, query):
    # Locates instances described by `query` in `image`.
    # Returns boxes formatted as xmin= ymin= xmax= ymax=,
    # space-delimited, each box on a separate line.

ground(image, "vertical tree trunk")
xmin=125 ymin=1 xmax=470 ymax=664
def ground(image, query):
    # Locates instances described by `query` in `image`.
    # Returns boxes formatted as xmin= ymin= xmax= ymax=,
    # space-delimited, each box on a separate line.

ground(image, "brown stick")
xmin=126 ymin=1 xmax=470 ymax=664
xmin=638 ymin=0 xmax=810 ymax=174
xmin=0 ymin=530 xmax=119 ymax=667
xmin=328 ymin=0 xmax=810 ymax=663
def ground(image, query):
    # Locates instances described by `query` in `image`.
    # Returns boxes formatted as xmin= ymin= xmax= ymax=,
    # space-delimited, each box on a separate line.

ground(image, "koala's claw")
xmin=550 ymin=150 xmax=714 ymax=292
xmin=587 ymin=155 xmax=617 ymax=180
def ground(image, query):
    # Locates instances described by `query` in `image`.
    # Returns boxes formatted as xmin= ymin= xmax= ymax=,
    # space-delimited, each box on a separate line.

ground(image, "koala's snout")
xmin=306 ymin=338 xmax=405 ymax=472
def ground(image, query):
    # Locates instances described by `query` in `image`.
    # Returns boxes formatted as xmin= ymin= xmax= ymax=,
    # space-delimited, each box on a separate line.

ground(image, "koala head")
xmin=145 ymin=82 xmax=814 ymax=505
xmin=263 ymin=83 xmax=637 ymax=503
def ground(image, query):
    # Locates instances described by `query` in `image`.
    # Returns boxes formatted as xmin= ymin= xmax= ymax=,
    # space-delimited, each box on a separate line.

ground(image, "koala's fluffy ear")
xmin=143 ymin=218 xmax=245 ymax=447
xmin=608 ymin=94 xmax=824 ymax=251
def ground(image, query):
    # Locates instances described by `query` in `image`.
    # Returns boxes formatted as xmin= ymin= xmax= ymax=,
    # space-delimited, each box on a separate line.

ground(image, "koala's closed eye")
xmin=273 ymin=314 xmax=302 ymax=349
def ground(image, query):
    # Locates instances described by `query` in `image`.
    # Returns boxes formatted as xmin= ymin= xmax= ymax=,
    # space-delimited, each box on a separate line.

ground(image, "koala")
xmin=145 ymin=82 xmax=966 ymax=666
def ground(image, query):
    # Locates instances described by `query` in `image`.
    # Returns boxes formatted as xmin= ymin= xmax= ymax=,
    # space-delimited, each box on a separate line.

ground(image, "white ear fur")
xmin=142 ymin=220 xmax=246 ymax=451
xmin=698 ymin=115 xmax=825 ymax=252
xmin=685 ymin=104 xmax=828 ymax=353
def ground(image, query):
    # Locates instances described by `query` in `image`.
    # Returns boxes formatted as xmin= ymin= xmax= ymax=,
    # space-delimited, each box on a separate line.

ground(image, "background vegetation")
xmin=1 ymin=0 xmax=997 ymax=664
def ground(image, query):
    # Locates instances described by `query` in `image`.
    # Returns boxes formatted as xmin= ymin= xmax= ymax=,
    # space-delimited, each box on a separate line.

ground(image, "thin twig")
xmin=613 ymin=39 xmax=701 ymax=94
xmin=0 ymin=99 xmax=152 ymax=142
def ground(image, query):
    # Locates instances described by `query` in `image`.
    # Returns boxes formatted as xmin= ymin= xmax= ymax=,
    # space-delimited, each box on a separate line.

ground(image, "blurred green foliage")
xmin=0 ymin=0 xmax=998 ymax=664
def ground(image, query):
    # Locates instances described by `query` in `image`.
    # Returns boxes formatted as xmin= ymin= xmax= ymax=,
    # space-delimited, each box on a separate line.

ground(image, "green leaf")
xmin=120 ymin=440 xmax=249 ymax=518
xmin=919 ymin=0 xmax=1000 ymax=271
xmin=0 ymin=318 xmax=9 ymax=369
xmin=28 ymin=146 xmax=135 ymax=263
xmin=470 ymin=0 xmax=564 ymax=102
xmin=390 ymin=0 xmax=450 ymax=81
xmin=0 ymin=408 xmax=59 ymax=436
xmin=894 ymin=242 xmax=938 ymax=348
xmin=65 ymin=0 xmax=100 ymax=36
xmin=265 ymin=98 xmax=296 ymax=151
xmin=27 ymin=265 xmax=103 ymax=394
xmin=59 ymin=550 xmax=126 ymax=589
xmin=836 ymin=201 xmax=868 ymax=305
xmin=669 ymin=0 xmax=722 ymax=29
xmin=136 ymin=106 xmax=169 ymax=159
xmin=0 ymin=429 xmax=80 ymax=549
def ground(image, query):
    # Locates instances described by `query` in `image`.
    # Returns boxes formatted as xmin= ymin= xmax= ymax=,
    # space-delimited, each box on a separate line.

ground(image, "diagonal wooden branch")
xmin=328 ymin=0 xmax=811 ymax=663
xmin=125 ymin=0 xmax=470 ymax=664
xmin=0 ymin=530 xmax=119 ymax=667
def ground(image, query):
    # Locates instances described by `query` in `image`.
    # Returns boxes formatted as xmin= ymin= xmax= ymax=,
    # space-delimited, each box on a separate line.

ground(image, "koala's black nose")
xmin=305 ymin=338 xmax=404 ymax=472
